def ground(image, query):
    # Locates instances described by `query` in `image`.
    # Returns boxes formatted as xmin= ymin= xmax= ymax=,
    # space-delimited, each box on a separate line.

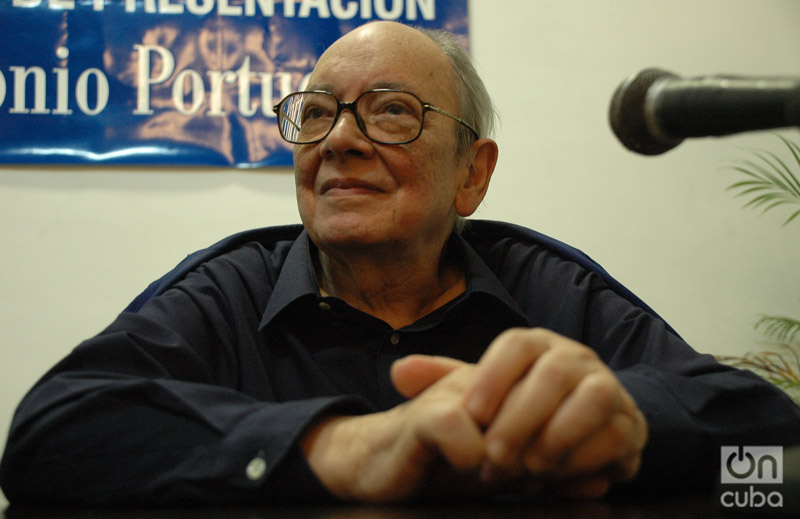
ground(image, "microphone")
xmin=609 ymin=68 xmax=800 ymax=155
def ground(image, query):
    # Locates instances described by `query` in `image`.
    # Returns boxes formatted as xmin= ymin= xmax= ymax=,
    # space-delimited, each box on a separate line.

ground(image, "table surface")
xmin=3 ymin=491 xmax=790 ymax=519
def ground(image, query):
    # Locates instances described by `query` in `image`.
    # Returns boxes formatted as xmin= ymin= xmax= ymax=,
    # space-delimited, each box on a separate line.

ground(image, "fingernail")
xmin=487 ymin=438 xmax=509 ymax=464
xmin=465 ymin=391 xmax=487 ymax=419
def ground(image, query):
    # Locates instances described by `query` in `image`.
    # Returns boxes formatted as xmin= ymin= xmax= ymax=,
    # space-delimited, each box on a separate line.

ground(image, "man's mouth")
xmin=321 ymin=178 xmax=386 ymax=195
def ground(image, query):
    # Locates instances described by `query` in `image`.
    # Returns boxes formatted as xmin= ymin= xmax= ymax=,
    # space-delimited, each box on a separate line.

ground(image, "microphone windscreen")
xmin=609 ymin=68 xmax=683 ymax=155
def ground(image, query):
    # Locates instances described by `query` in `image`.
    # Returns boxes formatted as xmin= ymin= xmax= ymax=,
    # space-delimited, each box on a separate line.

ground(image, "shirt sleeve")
xmin=0 ymin=249 xmax=371 ymax=505
xmin=582 ymin=278 xmax=800 ymax=494
xmin=480 ymin=231 xmax=800 ymax=493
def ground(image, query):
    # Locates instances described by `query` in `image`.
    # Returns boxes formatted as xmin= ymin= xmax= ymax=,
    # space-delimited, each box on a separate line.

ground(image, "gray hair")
xmin=418 ymin=28 xmax=497 ymax=233
xmin=418 ymin=28 xmax=497 ymax=158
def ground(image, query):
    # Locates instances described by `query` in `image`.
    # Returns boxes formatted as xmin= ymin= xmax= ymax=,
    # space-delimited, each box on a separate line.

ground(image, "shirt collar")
xmin=259 ymin=231 xmax=319 ymax=330
xmin=454 ymin=231 xmax=529 ymax=324
xmin=259 ymin=230 xmax=529 ymax=331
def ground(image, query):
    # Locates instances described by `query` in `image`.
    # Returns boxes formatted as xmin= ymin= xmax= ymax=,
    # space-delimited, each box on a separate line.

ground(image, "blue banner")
xmin=0 ymin=0 xmax=468 ymax=167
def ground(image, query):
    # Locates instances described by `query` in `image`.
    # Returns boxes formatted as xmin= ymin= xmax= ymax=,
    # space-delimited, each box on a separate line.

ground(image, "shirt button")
xmin=319 ymin=301 xmax=331 ymax=311
xmin=246 ymin=455 xmax=267 ymax=481
xmin=390 ymin=332 xmax=400 ymax=345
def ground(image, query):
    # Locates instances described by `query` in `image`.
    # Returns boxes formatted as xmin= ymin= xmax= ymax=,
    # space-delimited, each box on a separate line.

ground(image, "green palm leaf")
xmin=756 ymin=315 xmax=800 ymax=343
xmin=720 ymin=135 xmax=800 ymax=405
xmin=727 ymin=135 xmax=800 ymax=226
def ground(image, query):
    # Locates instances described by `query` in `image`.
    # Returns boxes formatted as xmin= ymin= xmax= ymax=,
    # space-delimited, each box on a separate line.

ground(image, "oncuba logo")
xmin=720 ymin=446 xmax=783 ymax=509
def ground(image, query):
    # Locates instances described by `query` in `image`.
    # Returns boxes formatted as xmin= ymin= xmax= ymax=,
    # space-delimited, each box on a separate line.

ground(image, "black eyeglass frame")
xmin=272 ymin=89 xmax=480 ymax=145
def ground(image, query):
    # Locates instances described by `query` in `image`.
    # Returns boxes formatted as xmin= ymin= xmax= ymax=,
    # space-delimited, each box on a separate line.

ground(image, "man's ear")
xmin=455 ymin=138 xmax=499 ymax=217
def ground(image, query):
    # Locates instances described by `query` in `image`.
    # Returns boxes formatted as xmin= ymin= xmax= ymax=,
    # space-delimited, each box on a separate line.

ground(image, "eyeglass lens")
xmin=276 ymin=91 xmax=425 ymax=144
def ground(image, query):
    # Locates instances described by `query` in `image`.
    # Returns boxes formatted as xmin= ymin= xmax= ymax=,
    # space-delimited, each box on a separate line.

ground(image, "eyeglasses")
xmin=272 ymin=89 xmax=479 ymax=145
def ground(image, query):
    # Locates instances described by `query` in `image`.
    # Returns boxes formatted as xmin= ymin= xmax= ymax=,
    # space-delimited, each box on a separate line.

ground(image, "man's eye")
xmin=384 ymin=102 xmax=410 ymax=115
xmin=302 ymin=106 xmax=330 ymax=122
xmin=374 ymin=100 xmax=417 ymax=118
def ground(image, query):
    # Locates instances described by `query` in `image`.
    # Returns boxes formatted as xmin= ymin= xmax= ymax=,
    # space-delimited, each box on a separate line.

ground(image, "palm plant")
xmin=716 ymin=134 xmax=800 ymax=404
xmin=727 ymin=134 xmax=800 ymax=226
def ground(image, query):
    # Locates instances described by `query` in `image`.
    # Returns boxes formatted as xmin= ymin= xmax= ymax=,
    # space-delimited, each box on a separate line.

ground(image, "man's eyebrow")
xmin=370 ymin=81 xmax=413 ymax=91
xmin=305 ymin=82 xmax=334 ymax=92
xmin=304 ymin=82 xmax=415 ymax=94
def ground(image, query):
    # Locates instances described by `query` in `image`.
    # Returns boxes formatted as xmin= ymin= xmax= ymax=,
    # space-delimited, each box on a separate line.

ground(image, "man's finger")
xmin=414 ymin=400 xmax=486 ymax=470
xmin=539 ymin=407 xmax=647 ymax=480
xmin=523 ymin=370 xmax=625 ymax=471
xmin=481 ymin=337 xmax=601 ymax=466
xmin=463 ymin=328 xmax=551 ymax=425
xmin=391 ymin=354 xmax=467 ymax=398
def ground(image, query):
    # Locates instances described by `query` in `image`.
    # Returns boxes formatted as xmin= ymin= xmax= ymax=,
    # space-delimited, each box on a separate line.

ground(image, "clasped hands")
xmin=302 ymin=328 xmax=648 ymax=502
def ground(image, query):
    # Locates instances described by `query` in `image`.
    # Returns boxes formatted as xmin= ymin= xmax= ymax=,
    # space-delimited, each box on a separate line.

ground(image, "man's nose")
xmin=321 ymin=110 xmax=373 ymax=157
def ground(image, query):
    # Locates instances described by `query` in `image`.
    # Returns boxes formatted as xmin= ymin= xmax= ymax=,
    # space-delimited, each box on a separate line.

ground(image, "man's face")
xmin=293 ymin=22 xmax=469 ymax=256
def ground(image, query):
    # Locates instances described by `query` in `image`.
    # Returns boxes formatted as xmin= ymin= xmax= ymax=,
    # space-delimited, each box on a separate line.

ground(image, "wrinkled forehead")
xmin=308 ymin=22 xmax=457 ymax=107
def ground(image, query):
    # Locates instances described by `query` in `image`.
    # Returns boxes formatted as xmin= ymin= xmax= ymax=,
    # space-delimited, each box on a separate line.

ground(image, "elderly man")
xmin=2 ymin=21 xmax=799 ymax=505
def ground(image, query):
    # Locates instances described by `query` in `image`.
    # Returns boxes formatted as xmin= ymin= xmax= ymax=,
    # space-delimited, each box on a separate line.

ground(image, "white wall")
xmin=2 ymin=0 xmax=800 ymax=505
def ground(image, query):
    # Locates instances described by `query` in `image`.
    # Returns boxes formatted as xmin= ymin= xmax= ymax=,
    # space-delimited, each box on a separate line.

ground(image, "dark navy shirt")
xmin=2 ymin=221 xmax=799 ymax=504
